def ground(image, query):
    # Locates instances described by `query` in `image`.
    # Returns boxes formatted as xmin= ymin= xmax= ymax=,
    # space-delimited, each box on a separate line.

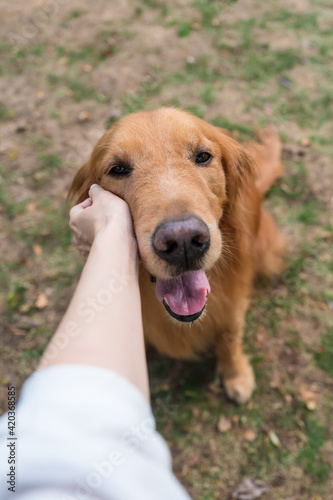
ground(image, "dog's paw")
xmin=223 ymin=366 xmax=256 ymax=405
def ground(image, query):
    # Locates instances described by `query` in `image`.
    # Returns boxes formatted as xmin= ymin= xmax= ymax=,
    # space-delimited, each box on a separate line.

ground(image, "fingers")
xmin=69 ymin=197 xmax=92 ymax=218
xmin=80 ymin=197 xmax=93 ymax=209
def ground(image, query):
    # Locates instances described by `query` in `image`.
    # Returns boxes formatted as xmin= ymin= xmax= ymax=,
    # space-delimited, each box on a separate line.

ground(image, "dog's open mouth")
xmin=154 ymin=270 xmax=210 ymax=323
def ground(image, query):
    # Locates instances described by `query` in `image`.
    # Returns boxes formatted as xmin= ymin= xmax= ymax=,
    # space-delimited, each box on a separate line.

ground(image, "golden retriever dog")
xmin=68 ymin=108 xmax=284 ymax=404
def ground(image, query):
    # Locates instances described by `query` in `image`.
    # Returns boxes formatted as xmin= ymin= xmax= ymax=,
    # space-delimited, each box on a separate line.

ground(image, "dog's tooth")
xmin=164 ymin=297 xmax=169 ymax=306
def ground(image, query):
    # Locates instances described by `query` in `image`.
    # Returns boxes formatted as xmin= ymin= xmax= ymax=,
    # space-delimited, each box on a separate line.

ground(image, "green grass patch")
xmin=296 ymin=201 xmax=321 ymax=225
xmin=242 ymin=48 xmax=300 ymax=82
xmin=68 ymin=9 xmax=84 ymax=19
xmin=5 ymin=199 xmax=29 ymax=218
xmin=315 ymin=327 xmax=333 ymax=377
xmin=298 ymin=416 xmax=330 ymax=481
xmin=178 ymin=22 xmax=192 ymax=38
xmin=56 ymin=45 xmax=105 ymax=64
xmin=211 ymin=117 xmax=254 ymax=140
xmin=193 ymin=0 xmax=223 ymax=29
xmin=6 ymin=283 xmax=28 ymax=313
xmin=67 ymin=80 xmax=97 ymax=102
xmin=265 ymin=9 xmax=318 ymax=31
xmin=47 ymin=73 xmax=98 ymax=102
xmin=0 ymin=104 xmax=9 ymax=121
xmin=39 ymin=153 xmax=62 ymax=170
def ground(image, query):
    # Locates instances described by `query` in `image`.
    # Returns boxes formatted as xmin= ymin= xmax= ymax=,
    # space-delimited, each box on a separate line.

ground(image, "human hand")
xmin=69 ymin=184 xmax=137 ymax=258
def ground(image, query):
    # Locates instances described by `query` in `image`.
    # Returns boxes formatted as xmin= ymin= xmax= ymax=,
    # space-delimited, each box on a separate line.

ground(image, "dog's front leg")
xmin=216 ymin=300 xmax=255 ymax=405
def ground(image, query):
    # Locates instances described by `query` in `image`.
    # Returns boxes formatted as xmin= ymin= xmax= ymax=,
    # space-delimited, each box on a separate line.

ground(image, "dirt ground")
xmin=0 ymin=0 xmax=333 ymax=499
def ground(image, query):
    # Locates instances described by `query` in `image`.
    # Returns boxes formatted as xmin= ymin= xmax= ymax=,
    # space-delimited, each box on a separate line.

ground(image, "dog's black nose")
xmin=153 ymin=217 xmax=210 ymax=268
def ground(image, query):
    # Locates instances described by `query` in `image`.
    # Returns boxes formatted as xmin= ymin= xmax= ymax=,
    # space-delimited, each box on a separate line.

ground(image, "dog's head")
xmin=69 ymin=108 xmax=254 ymax=323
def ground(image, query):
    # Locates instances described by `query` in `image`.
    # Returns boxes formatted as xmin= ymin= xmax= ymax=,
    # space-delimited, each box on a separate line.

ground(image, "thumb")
xmin=88 ymin=183 xmax=104 ymax=201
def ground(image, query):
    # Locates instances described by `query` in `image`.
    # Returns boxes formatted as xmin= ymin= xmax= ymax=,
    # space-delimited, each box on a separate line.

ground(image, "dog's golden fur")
xmin=69 ymin=108 xmax=284 ymax=404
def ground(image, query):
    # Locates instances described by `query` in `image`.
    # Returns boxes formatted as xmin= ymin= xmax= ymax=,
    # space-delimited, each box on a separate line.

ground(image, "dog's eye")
xmin=107 ymin=164 xmax=131 ymax=176
xmin=195 ymin=152 xmax=212 ymax=164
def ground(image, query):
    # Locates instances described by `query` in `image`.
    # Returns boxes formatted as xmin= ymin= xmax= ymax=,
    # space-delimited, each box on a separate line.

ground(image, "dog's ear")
xmin=214 ymin=127 xmax=256 ymax=203
xmin=67 ymin=160 xmax=95 ymax=204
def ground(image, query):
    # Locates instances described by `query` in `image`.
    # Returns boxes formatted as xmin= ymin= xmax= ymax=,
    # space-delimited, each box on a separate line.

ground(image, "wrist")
xmin=91 ymin=225 xmax=138 ymax=274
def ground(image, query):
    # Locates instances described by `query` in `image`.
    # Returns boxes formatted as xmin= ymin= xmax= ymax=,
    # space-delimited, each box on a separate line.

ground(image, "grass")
xmin=0 ymin=103 xmax=10 ymax=120
xmin=193 ymin=0 xmax=223 ymax=30
xmin=47 ymin=72 xmax=100 ymax=102
xmin=265 ymin=9 xmax=319 ymax=31
xmin=6 ymin=283 xmax=28 ymax=313
xmin=298 ymin=416 xmax=330 ymax=482
xmin=39 ymin=153 xmax=62 ymax=170
xmin=242 ymin=48 xmax=300 ymax=82
xmin=315 ymin=327 xmax=333 ymax=376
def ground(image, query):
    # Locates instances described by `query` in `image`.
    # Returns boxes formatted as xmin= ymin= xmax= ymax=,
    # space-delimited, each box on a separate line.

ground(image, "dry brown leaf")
xmin=243 ymin=430 xmax=256 ymax=442
xmin=300 ymin=385 xmax=318 ymax=411
xmin=78 ymin=110 xmax=92 ymax=122
xmin=301 ymin=137 xmax=310 ymax=147
xmin=19 ymin=303 xmax=30 ymax=313
xmin=26 ymin=202 xmax=37 ymax=212
xmin=33 ymin=244 xmax=43 ymax=255
xmin=35 ymin=293 xmax=48 ymax=309
xmin=9 ymin=326 xmax=25 ymax=336
xmin=217 ymin=415 xmax=232 ymax=433
xmin=232 ymin=415 xmax=240 ymax=427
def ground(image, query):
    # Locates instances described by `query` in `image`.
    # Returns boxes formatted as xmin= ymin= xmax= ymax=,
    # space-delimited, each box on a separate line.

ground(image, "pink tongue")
xmin=155 ymin=270 xmax=210 ymax=317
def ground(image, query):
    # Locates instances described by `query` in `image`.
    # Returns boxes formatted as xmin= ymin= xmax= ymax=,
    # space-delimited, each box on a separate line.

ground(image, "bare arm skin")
xmin=38 ymin=184 xmax=149 ymax=402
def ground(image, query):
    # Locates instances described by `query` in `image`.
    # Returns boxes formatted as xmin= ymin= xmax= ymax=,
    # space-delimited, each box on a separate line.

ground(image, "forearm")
xmin=38 ymin=227 xmax=149 ymax=401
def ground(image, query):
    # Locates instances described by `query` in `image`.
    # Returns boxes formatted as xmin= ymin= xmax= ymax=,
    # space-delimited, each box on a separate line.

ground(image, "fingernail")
xmin=90 ymin=183 xmax=98 ymax=189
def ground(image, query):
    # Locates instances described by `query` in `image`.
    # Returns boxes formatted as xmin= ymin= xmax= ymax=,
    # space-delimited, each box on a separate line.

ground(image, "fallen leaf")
xmin=78 ymin=110 xmax=92 ymax=122
xmin=300 ymin=385 xmax=318 ymax=411
xmin=9 ymin=326 xmax=24 ymax=336
xmin=243 ymin=430 xmax=256 ymax=442
xmin=306 ymin=400 xmax=317 ymax=411
xmin=19 ymin=303 xmax=30 ymax=313
xmin=26 ymin=203 xmax=37 ymax=212
xmin=301 ymin=137 xmax=310 ymax=147
xmin=217 ymin=415 xmax=232 ymax=433
xmin=232 ymin=478 xmax=268 ymax=499
xmin=33 ymin=244 xmax=43 ymax=255
xmin=268 ymin=430 xmax=281 ymax=448
xmin=35 ymin=293 xmax=48 ymax=309
xmin=232 ymin=415 xmax=240 ymax=427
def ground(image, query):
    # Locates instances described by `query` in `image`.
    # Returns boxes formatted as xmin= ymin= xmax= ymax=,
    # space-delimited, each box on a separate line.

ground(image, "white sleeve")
xmin=0 ymin=364 xmax=191 ymax=500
